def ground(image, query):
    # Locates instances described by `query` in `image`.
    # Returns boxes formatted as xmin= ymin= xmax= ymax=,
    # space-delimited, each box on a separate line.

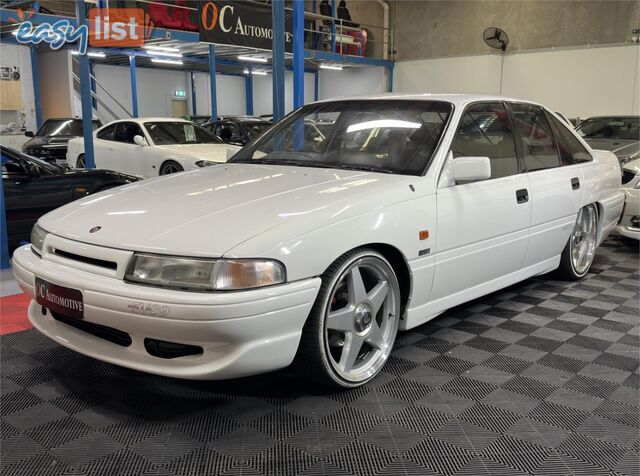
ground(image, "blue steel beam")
xmin=129 ymin=54 xmax=139 ymax=117
xmin=314 ymin=71 xmax=319 ymax=102
xmin=245 ymin=66 xmax=254 ymax=116
xmin=386 ymin=64 xmax=394 ymax=92
xmin=272 ymin=0 xmax=285 ymax=121
xmin=292 ymin=0 xmax=304 ymax=109
xmin=89 ymin=60 xmax=97 ymax=109
xmin=331 ymin=0 xmax=336 ymax=53
xmin=29 ymin=46 xmax=42 ymax=128
xmin=75 ymin=2 xmax=95 ymax=168
xmin=208 ymin=44 xmax=217 ymax=120
xmin=191 ymin=71 xmax=197 ymax=115
xmin=304 ymin=49 xmax=393 ymax=68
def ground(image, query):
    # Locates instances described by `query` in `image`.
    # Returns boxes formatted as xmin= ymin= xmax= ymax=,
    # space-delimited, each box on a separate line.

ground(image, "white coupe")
xmin=14 ymin=94 xmax=625 ymax=388
xmin=66 ymin=118 xmax=237 ymax=178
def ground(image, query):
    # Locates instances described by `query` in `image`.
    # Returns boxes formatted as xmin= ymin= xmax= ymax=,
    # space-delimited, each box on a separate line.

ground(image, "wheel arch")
xmin=159 ymin=157 xmax=183 ymax=174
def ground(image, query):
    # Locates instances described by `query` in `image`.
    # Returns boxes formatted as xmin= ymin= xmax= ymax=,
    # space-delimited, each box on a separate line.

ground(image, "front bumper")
xmin=616 ymin=188 xmax=640 ymax=240
xmin=12 ymin=244 xmax=321 ymax=380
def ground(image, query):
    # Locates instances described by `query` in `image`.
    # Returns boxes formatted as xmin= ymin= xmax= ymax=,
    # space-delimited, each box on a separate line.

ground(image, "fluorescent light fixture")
xmin=320 ymin=64 xmax=343 ymax=71
xmin=243 ymin=70 xmax=268 ymax=76
xmin=148 ymin=51 xmax=183 ymax=58
xmin=238 ymin=55 xmax=268 ymax=63
xmin=143 ymin=45 xmax=181 ymax=53
xmin=71 ymin=51 xmax=106 ymax=58
xmin=346 ymin=119 xmax=421 ymax=134
xmin=151 ymin=58 xmax=183 ymax=65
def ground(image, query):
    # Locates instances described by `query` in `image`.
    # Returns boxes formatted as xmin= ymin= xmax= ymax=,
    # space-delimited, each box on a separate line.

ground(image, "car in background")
xmin=576 ymin=116 xmax=640 ymax=240
xmin=181 ymin=115 xmax=213 ymax=125
xmin=1 ymin=145 xmax=138 ymax=250
xmin=22 ymin=118 xmax=102 ymax=166
xmin=13 ymin=95 xmax=624 ymax=388
xmin=66 ymin=118 xmax=239 ymax=178
xmin=203 ymin=116 xmax=272 ymax=146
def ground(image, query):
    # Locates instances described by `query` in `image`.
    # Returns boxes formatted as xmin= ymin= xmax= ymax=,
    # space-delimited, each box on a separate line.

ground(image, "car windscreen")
xmin=229 ymin=100 xmax=453 ymax=176
xmin=144 ymin=122 xmax=223 ymax=145
xmin=241 ymin=121 xmax=271 ymax=139
xmin=576 ymin=117 xmax=640 ymax=141
xmin=36 ymin=119 xmax=99 ymax=136
xmin=1 ymin=146 xmax=59 ymax=175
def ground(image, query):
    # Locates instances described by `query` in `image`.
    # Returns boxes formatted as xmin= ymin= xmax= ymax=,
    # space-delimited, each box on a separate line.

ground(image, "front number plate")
xmin=35 ymin=277 xmax=84 ymax=320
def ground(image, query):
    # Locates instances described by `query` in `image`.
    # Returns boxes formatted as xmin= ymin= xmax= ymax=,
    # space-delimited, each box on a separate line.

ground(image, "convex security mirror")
xmin=453 ymin=156 xmax=491 ymax=182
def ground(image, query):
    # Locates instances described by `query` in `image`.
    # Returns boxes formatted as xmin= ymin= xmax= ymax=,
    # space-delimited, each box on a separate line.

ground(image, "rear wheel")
xmin=76 ymin=155 xmax=86 ymax=168
xmin=295 ymin=249 xmax=401 ymax=388
xmin=160 ymin=161 xmax=183 ymax=175
xmin=557 ymin=204 xmax=598 ymax=280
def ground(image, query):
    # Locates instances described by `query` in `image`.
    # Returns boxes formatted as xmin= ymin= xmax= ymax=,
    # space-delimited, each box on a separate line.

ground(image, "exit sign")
xmin=175 ymin=89 xmax=186 ymax=97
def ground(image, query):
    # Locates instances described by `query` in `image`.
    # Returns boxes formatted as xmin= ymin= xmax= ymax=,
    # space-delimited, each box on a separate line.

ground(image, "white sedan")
xmin=617 ymin=148 xmax=640 ymax=239
xmin=14 ymin=94 xmax=624 ymax=388
xmin=66 ymin=118 xmax=238 ymax=178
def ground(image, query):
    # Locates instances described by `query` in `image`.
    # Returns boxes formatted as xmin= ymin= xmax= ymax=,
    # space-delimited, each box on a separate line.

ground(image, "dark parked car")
xmin=22 ymin=117 xmax=102 ymax=166
xmin=2 ymin=146 xmax=139 ymax=250
xmin=181 ymin=115 xmax=213 ymax=125
xmin=203 ymin=116 xmax=272 ymax=146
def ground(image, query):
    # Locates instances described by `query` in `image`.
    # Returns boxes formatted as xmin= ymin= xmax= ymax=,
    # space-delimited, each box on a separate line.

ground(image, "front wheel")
xmin=556 ymin=204 xmax=598 ymax=280
xmin=159 ymin=161 xmax=183 ymax=175
xmin=295 ymin=249 xmax=401 ymax=388
xmin=76 ymin=155 xmax=86 ymax=168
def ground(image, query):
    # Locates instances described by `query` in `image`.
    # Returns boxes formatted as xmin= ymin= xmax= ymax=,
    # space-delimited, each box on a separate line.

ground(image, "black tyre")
xmin=556 ymin=204 xmax=598 ymax=280
xmin=295 ymin=248 xmax=401 ymax=388
xmin=76 ymin=155 xmax=86 ymax=168
xmin=159 ymin=161 xmax=183 ymax=175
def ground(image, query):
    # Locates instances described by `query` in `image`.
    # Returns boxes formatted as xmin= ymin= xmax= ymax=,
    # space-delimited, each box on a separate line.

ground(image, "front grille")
xmin=144 ymin=338 xmax=203 ymax=359
xmin=50 ymin=310 xmax=132 ymax=347
xmin=622 ymin=169 xmax=636 ymax=185
xmin=53 ymin=249 xmax=117 ymax=270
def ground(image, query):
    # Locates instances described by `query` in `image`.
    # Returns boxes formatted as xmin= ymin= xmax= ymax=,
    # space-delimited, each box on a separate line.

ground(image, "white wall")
xmin=319 ymin=67 xmax=386 ymax=100
xmin=394 ymin=44 xmax=640 ymax=118
xmin=0 ymin=43 xmax=38 ymax=132
xmin=194 ymin=72 xmax=246 ymax=116
xmin=252 ymin=72 xmax=316 ymax=116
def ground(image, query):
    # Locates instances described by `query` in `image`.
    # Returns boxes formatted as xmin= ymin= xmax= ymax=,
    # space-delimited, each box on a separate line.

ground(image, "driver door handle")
xmin=516 ymin=188 xmax=529 ymax=204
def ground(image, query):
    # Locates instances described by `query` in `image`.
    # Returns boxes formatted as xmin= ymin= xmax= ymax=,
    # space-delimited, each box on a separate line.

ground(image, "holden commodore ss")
xmin=13 ymin=94 xmax=624 ymax=388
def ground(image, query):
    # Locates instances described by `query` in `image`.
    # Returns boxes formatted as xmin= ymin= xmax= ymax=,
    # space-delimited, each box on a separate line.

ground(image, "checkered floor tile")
xmin=1 ymin=236 xmax=638 ymax=476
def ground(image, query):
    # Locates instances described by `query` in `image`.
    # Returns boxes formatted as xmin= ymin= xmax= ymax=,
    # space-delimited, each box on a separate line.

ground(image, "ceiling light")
xmin=238 ymin=55 xmax=268 ymax=63
xmin=143 ymin=45 xmax=181 ymax=53
xmin=243 ymin=70 xmax=268 ymax=76
xmin=320 ymin=64 xmax=343 ymax=71
xmin=148 ymin=51 xmax=183 ymax=58
xmin=151 ymin=58 xmax=183 ymax=65
xmin=71 ymin=51 xmax=106 ymax=58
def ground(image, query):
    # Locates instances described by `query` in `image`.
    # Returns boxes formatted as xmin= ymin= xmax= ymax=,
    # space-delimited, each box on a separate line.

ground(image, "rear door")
xmin=433 ymin=102 xmax=532 ymax=302
xmin=508 ymin=103 xmax=585 ymax=268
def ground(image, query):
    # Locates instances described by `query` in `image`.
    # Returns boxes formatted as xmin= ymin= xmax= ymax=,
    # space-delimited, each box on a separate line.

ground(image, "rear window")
xmin=37 ymin=119 xmax=100 ymax=136
xmin=576 ymin=117 xmax=640 ymax=141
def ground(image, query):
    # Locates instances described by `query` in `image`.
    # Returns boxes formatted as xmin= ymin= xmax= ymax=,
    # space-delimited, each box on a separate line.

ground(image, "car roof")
xmin=43 ymin=117 xmax=100 ymax=121
xmin=312 ymin=93 xmax=544 ymax=108
xmin=580 ymin=116 xmax=640 ymax=120
xmin=101 ymin=118 xmax=190 ymax=126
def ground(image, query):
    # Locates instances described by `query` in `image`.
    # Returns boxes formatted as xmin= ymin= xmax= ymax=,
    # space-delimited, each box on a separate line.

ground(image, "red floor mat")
xmin=0 ymin=294 xmax=32 ymax=335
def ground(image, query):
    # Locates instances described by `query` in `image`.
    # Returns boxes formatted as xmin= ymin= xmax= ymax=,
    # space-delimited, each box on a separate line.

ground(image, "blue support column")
xmin=190 ymin=71 xmax=197 ymax=115
xmin=293 ymin=0 xmax=305 ymax=109
xmin=330 ymin=0 xmax=336 ymax=53
xmin=386 ymin=64 xmax=394 ymax=92
xmin=208 ymin=44 xmax=218 ymax=120
xmin=0 ymin=157 xmax=9 ymax=270
xmin=272 ymin=0 xmax=285 ymax=121
xmin=314 ymin=71 xmax=319 ymax=102
xmin=76 ymin=2 xmax=96 ymax=168
xmin=245 ymin=67 xmax=254 ymax=116
xmin=129 ymin=54 xmax=139 ymax=117
xmin=89 ymin=61 xmax=97 ymax=109
xmin=29 ymin=46 xmax=42 ymax=128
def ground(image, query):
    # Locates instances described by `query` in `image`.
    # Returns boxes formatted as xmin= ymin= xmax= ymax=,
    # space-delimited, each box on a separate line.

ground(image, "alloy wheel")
xmin=570 ymin=205 xmax=597 ymax=276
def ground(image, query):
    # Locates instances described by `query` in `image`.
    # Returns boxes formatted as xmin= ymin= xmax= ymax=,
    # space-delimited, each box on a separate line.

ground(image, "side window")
xmin=113 ymin=123 xmax=143 ymax=144
xmin=546 ymin=112 xmax=593 ymax=164
xmin=510 ymin=103 xmax=561 ymax=171
xmin=451 ymin=102 xmax=519 ymax=180
xmin=1 ymin=154 xmax=27 ymax=175
xmin=97 ymin=124 xmax=115 ymax=141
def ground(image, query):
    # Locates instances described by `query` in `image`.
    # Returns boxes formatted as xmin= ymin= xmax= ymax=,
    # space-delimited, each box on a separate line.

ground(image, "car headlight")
xmin=125 ymin=254 xmax=286 ymax=291
xmin=195 ymin=160 xmax=216 ymax=168
xmin=31 ymin=223 xmax=49 ymax=256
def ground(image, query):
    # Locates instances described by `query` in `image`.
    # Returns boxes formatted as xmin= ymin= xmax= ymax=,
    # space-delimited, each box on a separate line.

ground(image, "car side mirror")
xmin=452 ymin=156 xmax=491 ymax=182
xmin=133 ymin=135 xmax=147 ymax=146
xmin=24 ymin=131 xmax=34 ymax=137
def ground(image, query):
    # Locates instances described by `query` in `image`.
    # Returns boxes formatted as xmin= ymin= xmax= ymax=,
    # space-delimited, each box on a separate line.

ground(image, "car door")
xmin=509 ymin=103 xmax=586 ymax=268
xmin=2 ymin=149 xmax=73 ymax=248
xmin=93 ymin=124 xmax=118 ymax=169
xmin=432 ymin=102 xmax=532 ymax=302
xmin=111 ymin=122 xmax=147 ymax=176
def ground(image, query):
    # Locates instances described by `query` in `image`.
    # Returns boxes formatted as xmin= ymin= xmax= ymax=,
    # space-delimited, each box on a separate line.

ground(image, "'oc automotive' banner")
xmin=199 ymin=1 xmax=293 ymax=53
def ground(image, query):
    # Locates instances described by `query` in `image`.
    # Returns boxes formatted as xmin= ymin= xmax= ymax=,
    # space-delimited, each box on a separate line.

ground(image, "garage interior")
xmin=1 ymin=1 xmax=639 ymax=475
